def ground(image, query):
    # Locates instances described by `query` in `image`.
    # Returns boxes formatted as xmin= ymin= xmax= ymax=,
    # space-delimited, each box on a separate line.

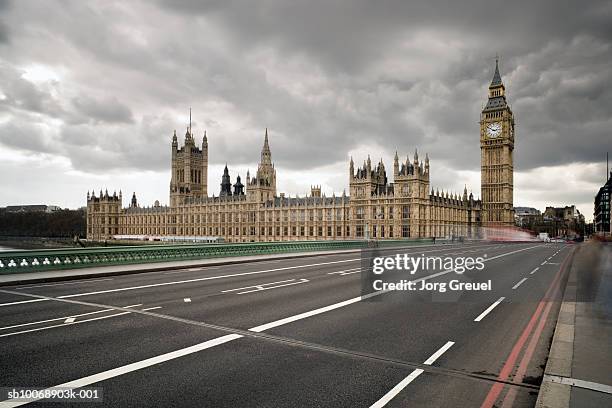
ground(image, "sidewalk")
xmin=537 ymin=241 xmax=612 ymax=407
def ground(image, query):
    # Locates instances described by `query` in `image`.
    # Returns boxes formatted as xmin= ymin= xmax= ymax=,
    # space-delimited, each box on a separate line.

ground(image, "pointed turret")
xmin=349 ymin=156 xmax=354 ymax=177
xmin=393 ymin=151 xmax=399 ymax=177
xmin=233 ymin=174 xmax=244 ymax=196
xmin=260 ymin=128 xmax=272 ymax=165
xmin=220 ymin=164 xmax=232 ymax=197
xmin=490 ymin=57 xmax=502 ymax=87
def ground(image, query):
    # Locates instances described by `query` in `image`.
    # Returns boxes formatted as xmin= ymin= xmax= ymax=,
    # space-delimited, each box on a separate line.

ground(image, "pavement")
xmin=0 ymin=241 xmax=607 ymax=407
xmin=536 ymin=241 xmax=612 ymax=408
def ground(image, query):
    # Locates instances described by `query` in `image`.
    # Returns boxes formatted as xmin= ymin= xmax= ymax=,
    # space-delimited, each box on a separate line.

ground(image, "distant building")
xmin=514 ymin=207 xmax=541 ymax=227
xmin=543 ymin=205 xmax=585 ymax=238
xmin=514 ymin=205 xmax=585 ymax=239
xmin=4 ymin=205 xmax=62 ymax=213
xmin=594 ymin=171 xmax=611 ymax=235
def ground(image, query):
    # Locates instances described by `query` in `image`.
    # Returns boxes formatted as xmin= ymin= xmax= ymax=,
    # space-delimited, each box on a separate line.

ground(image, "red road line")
xmin=479 ymin=250 xmax=573 ymax=408
xmin=500 ymin=278 xmax=563 ymax=407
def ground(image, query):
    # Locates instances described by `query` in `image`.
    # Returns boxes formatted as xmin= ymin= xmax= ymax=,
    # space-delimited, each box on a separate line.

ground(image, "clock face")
xmin=486 ymin=122 xmax=502 ymax=138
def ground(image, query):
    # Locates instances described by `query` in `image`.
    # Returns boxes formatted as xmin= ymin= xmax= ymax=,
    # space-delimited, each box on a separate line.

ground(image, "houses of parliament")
xmin=87 ymin=60 xmax=515 ymax=242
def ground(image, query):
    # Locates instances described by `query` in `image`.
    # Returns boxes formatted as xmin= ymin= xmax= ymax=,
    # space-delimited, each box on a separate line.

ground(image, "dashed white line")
xmin=541 ymin=261 xmax=547 ymax=265
xmin=0 ymin=306 xmax=161 ymax=338
xmin=221 ymin=278 xmax=309 ymax=295
xmin=327 ymin=268 xmax=361 ymax=276
xmin=183 ymin=298 xmax=191 ymax=303
xmin=0 ymin=298 xmax=48 ymax=308
xmin=530 ymin=267 xmax=540 ymax=275
xmin=370 ymin=341 xmax=455 ymax=407
xmin=474 ymin=297 xmax=505 ymax=322
xmin=0 ymin=304 xmax=143 ymax=331
xmin=423 ymin=341 xmax=455 ymax=365
xmin=512 ymin=277 xmax=528 ymax=290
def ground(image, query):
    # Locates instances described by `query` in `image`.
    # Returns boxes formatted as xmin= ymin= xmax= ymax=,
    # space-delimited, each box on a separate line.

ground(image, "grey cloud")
xmin=0 ymin=0 xmax=610 ymax=213
xmin=71 ymin=95 xmax=134 ymax=124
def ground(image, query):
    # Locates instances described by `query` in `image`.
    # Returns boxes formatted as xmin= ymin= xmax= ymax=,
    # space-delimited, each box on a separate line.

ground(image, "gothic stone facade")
xmin=87 ymin=62 xmax=515 ymax=242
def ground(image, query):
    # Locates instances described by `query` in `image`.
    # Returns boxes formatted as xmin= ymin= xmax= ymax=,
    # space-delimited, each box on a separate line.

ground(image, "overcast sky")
xmin=0 ymin=0 xmax=611 ymax=221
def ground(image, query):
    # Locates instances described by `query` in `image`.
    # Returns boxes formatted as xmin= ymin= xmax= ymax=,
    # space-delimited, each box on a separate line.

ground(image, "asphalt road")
xmin=0 ymin=241 xmax=573 ymax=407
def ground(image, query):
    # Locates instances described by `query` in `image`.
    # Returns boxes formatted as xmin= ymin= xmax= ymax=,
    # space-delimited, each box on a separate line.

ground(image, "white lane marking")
xmin=547 ymin=263 xmax=560 ymax=265
xmin=370 ymin=369 xmax=424 ymax=408
xmin=56 ymin=259 xmax=360 ymax=299
xmin=541 ymin=261 xmax=547 ymax=265
xmin=423 ymin=341 xmax=455 ymax=365
xmin=222 ymin=278 xmax=310 ymax=295
xmin=474 ymin=297 xmax=505 ymax=322
xmin=0 ymin=298 xmax=48 ymax=308
xmin=0 ymin=307 xmax=160 ymax=338
xmin=249 ymin=295 xmax=363 ymax=333
xmin=64 ymin=317 xmax=75 ymax=323
xmin=221 ymin=279 xmax=297 ymax=292
xmin=327 ymin=268 xmax=361 ymax=276
xmin=512 ymin=278 xmax=528 ymax=290
xmin=530 ymin=267 xmax=540 ymax=275
xmin=15 ymin=278 xmax=114 ymax=290
xmin=0 ymin=244 xmax=540 ymax=406
xmin=252 ymin=244 xmax=539 ymax=333
xmin=545 ymin=374 xmax=612 ymax=394
xmin=370 ymin=341 xmax=455 ymax=408
xmin=183 ymin=298 xmax=191 ymax=303
xmin=0 ymin=333 xmax=243 ymax=407
xmin=0 ymin=304 xmax=143 ymax=331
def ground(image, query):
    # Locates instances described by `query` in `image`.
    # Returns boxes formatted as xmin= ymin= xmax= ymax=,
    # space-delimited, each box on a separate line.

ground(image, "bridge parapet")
xmin=0 ymin=239 xmax=432 ymax=274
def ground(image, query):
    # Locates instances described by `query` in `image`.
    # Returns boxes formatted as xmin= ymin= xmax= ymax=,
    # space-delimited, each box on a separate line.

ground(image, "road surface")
xmin=0 ymin=242 xmax=571 ymax=407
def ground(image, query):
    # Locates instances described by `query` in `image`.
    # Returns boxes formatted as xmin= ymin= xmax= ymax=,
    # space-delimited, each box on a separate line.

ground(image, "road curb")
xmin=536 ymin=249 xmax=577 ymax=408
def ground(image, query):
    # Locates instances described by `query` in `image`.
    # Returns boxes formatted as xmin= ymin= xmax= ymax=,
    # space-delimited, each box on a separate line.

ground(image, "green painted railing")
xmin=0 ymin=238 xmax=433 ymax=274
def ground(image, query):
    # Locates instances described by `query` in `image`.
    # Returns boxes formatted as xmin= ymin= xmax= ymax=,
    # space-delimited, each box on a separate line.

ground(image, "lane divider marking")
xmin=0 ymin=306 xmax=161 ymax=339
xmin=512 ymin=278 xmax=528 ymax=290
xmin=370 ymin=341 xmax=455 ymax=408
xmin=530 ymin=267 xmax=539 ymax=275
xmin=222 ymin=279 xmax=310 ymax=295
xmin=0 ymin=304 xmax=143 ymax=331
xmin=474 ymin=297 xmax=505 ymax=322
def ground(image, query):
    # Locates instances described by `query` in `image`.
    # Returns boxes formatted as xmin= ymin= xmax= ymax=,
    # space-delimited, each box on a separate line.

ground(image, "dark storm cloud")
xmin=0 ymin=0 xmax=610 ymax=189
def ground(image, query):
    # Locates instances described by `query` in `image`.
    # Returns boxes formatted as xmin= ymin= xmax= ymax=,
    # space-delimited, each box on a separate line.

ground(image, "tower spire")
xmin=490 ymin=55 xmax=502 ymax=87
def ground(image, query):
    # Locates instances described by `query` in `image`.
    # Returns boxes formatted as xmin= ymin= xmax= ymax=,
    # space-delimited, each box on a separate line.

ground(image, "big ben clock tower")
xmin=480 ymin=58 xmax=515 ymax=226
